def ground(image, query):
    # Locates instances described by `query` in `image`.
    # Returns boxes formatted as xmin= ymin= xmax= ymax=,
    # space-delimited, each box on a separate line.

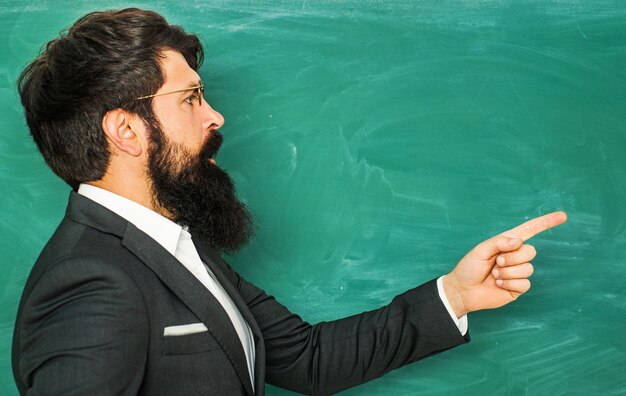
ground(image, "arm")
xmin=13 ymin=257 xmax=149 ymax=395
xmin=229 ymin=272 xmax=468 ymax=395
xmin=229 ymin=212 xmax=567 ymax=395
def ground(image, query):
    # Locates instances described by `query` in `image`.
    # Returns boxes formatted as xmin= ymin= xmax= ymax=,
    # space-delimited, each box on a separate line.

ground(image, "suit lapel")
xmin=194 ymin=240 xmax=263 ymax=341
xmin=194 ymin=241 xmax=266 ymax=394
xmin=67 ymin=192 xmax=255 ymax=395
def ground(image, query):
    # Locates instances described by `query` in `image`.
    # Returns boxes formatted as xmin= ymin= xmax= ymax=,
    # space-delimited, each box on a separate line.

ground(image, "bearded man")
xmin=12 ymin=8 xmax=566 ymax=396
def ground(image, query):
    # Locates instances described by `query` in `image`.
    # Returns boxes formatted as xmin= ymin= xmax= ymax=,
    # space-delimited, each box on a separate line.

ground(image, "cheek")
xmin=189 ymin=111 xmax=207 ymax=147
xmin=157 ymin=107 xmax=204 ymax=148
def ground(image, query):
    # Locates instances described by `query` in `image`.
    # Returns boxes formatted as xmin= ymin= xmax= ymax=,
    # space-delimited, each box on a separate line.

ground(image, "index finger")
xmin=501 ymin=211 xmax=567 ymax=241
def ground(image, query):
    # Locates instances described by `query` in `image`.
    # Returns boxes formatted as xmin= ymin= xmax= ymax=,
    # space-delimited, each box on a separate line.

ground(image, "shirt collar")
xmin=77 ymin=183 xmax=182 ymax=256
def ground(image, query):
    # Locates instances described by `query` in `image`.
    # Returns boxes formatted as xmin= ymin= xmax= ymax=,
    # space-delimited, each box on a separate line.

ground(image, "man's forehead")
xmin=159 ymin=50 xmax=200 ymax=90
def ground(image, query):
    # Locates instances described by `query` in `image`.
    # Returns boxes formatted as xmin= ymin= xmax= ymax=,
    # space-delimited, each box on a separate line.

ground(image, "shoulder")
xmin=17 ymin=212 xmax=155 ymax=333
xmin=14 ymin=221 xmax=151 ymax=357
xmin=25 ymin=217 xmax=142 ymax=294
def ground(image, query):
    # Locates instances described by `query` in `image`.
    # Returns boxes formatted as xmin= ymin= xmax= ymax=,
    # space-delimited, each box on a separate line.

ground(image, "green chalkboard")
xmin=1 ymin=1 xmax=625 ymax=394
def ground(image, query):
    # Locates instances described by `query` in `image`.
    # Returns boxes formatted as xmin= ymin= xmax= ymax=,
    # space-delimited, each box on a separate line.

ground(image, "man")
xmin=12 ymin=8 xmax=566 ymax=396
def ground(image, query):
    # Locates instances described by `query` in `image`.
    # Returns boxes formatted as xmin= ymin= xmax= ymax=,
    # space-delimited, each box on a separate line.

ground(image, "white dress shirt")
xmin=78 ymin=184 xmax=256 ymax=387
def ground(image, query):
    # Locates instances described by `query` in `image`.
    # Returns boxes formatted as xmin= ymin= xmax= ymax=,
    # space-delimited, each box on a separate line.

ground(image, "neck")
xmin=89 ymin=172 xmax=175 ymax=222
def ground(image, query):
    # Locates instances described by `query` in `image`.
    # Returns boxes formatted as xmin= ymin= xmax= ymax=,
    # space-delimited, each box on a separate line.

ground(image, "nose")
xmin=202 ymin=98 xmax=225 ymax=131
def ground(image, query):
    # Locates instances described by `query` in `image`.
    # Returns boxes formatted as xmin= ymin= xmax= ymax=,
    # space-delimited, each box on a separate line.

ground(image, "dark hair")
xmin=17 ymin=8 xmax=204 ymax=190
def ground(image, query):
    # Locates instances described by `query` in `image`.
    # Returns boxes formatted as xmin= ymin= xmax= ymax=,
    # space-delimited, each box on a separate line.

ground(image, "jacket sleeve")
xmin=13 ymin=257 xmax=149 ymax=396
xmin=226 ymin=264 xmax=470 ymax=395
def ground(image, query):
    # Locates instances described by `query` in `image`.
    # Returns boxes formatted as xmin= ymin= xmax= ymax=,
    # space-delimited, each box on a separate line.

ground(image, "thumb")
xmin=473 ymin=235 xmax=523 ymax=259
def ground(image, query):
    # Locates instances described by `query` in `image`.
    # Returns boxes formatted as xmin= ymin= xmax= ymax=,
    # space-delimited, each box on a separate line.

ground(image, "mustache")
xmin=200 ymin=131 xmax=223 ymax=160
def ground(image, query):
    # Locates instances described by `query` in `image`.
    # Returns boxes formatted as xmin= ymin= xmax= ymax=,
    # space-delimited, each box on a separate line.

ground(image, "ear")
xmin=101 ymin=109 xmax=143 ymax=157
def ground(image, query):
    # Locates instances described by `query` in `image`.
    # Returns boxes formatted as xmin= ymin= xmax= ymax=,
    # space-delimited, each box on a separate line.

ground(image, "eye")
xmin=184 ymin=93 xmax=199 ymax=106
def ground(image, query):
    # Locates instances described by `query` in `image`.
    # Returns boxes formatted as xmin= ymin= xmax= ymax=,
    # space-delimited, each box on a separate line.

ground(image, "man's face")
xmin=144 ymin=50 xmax=253 ymax=253
xmin=149 ymin=50 xmax=224 ymax=158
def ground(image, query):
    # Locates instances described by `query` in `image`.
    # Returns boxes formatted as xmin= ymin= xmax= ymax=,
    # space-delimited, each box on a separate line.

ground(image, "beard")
xmin=146 ymin=123 xmax=253 ymax=254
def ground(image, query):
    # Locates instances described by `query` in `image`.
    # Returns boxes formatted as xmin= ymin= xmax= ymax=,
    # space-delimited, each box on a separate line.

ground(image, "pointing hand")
xmin=442 ymin=212 xmax=568 ymax=317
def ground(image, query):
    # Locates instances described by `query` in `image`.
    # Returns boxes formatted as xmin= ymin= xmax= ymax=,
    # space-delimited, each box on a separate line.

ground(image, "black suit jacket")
xmin=12 ymin=192 xmax=469 ymax=395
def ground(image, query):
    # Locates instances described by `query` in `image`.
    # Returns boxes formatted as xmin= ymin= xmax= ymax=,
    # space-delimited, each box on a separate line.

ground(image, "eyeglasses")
xmin=136 ymin=82 xmax=204 ymax=106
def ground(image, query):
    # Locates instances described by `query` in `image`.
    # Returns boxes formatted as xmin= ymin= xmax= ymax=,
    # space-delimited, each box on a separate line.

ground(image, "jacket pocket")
xmin=161 ymin=330 xmax=220 ymax=355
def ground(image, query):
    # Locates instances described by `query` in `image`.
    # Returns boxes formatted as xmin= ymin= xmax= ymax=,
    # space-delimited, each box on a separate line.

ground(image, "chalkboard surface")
xmin=1 ymin=1 xmax=625 ymax=394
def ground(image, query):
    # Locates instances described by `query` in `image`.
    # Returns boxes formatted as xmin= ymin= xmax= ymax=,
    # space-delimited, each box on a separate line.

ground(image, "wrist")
xmin=442 ymin=274 xmax=468 ymax=318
